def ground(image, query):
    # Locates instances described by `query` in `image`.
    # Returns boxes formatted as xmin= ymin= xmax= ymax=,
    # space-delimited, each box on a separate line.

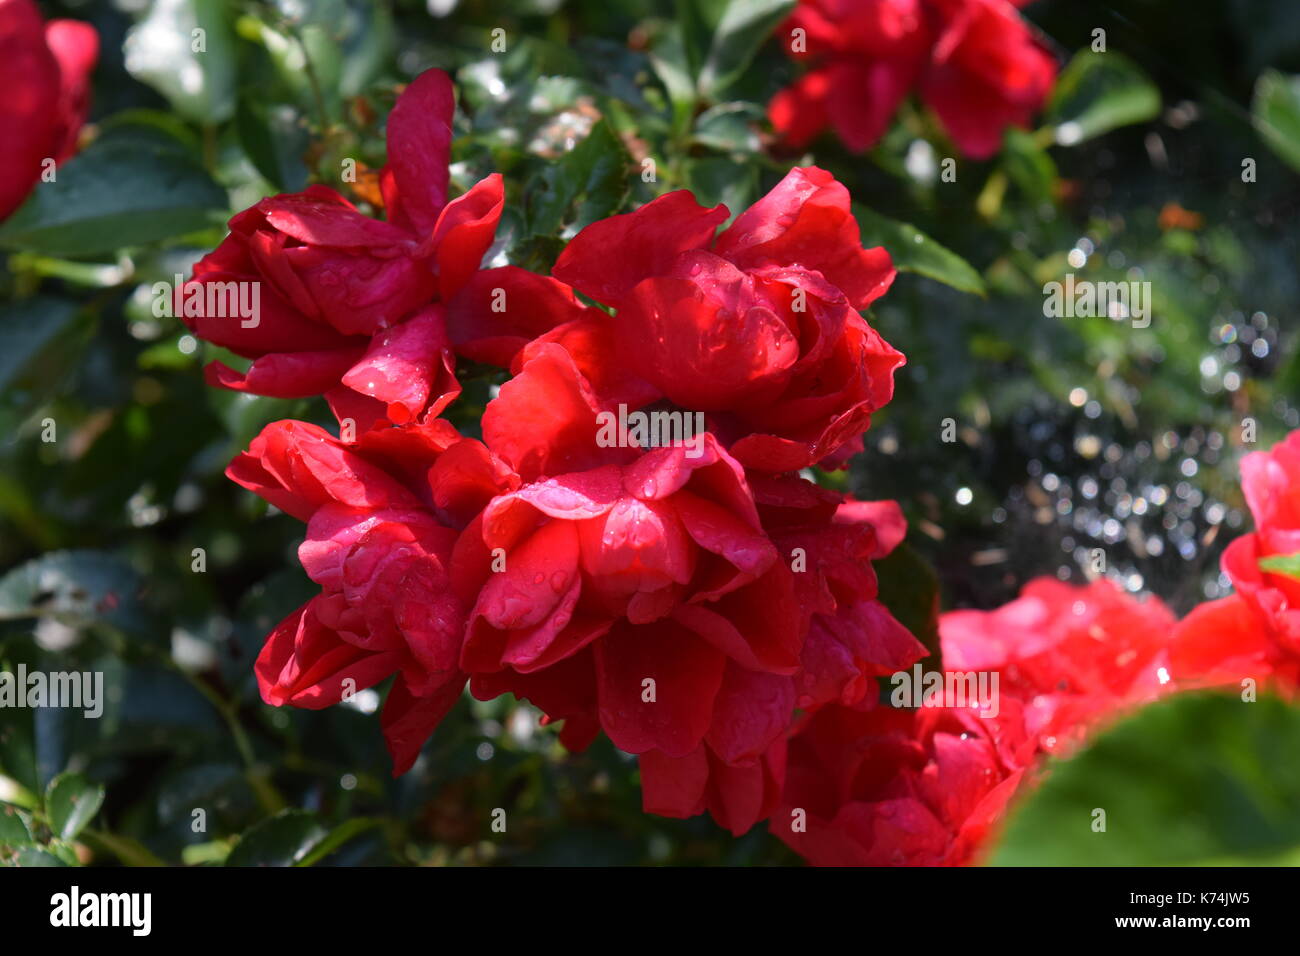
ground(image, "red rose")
xmin=462 ymin=345 xmax=799 ymax=753
xmin=921 ymin=0 xmax=1058 ymax=159
xmin=457 ymin=344 xmax=919 ymax=831
xmin=776 ymin=578 xmax=1179 ymax=866
xmin=775 ymin=704 xmax=1024 ymax=866
xmin=550 ymin=166 xmax=901 ymax=471
xmin=769 ymin=0 xmax=1056 ymax=160
xmin=228 ymin=418 xmax=516 ymax=773
xmin=185 ymin=69 xmax=513 ymax=429
xmin=0 ymin=0 xmax=98 ymax=220
xmin=1171 ymin=431 xmax=1300 ymax=690
xmin=753 ymin=475 xmax=925 ymax=710
xmin=770 ymin=0 xmax=930 ymax=152
xmin=940 ymin=577 xmax=1176 ymax=763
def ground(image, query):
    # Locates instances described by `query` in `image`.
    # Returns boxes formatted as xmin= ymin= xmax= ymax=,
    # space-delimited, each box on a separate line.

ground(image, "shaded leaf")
xmin=45 ymin=772 xmax=105 ymax=841
xmin=855 ymin=206 xmax=986 ymax=297
xmin=0 ymin=803 xmax=37 ymax=849
xmin=0 ymin=135 xmax=226 ymax=257
xmin=1047 ymin=51 xmax=1161 ymax=146
xmin=1252 ymin=70 xmax=1300 ymax=173
xmin=697 ymin=0 xmax=795 ymax=98
xmin=226 ymin=810 xmax=327 ymax=867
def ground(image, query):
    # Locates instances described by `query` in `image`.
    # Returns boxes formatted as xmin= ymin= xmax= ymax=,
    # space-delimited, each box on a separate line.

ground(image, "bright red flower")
xmin=0 ymin=0 xmax=98 ymax=220
xmin=550 ymin=166 xmax=901 ymax=472
xmin=940 ymin=577 xmax=1176 ymax=764
xmin=454 ymin=343 xmax=916 ymax=833
xmin=775 ymin=704 xmax=1024 ymax=866
xmin=769 ymin=0 xmax=1056 ymax=160
xmin=183 ymin=69 xmax=585 ymax=431
xmin=228 ymin=418 xmax=516 ymax=773
xmin=776 ymin=578 xmax=1178 ymax=866
xmin=1171 ymin=431 xmax=1300 ymax=690
xmin=637 ymin=483 xmax=920 ymax=834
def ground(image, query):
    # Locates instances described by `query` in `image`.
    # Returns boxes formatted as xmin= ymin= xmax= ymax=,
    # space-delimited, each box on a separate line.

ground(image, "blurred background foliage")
xmin=1 ymin=0 xmax=1299 ymax=866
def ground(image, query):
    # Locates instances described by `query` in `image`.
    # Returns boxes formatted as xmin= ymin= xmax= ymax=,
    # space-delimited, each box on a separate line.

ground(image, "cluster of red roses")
xmin=770 ymin=0 xmax=1057 ymax=159
xmin=186 ymin=68 xmax=923 ymax=837
xmin=0 ymin=0 xmax=98 ymax=221
xmin=180 ymin=61 xmax=1300 ymax=865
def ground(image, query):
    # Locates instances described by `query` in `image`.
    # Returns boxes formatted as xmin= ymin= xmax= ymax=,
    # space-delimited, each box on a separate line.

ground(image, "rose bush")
xmin=4 ymin=0 xmax=1296 ymax=871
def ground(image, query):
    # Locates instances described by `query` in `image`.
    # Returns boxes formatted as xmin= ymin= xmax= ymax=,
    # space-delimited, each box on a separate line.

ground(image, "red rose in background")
xmin=776 ymin=578 xmax=1177 ymax=865
xmin=0 ymin=0 xmax=98 ymax=220
xmin=770 ymin=0 xmax=1056 ymax=160
xmin=550 ymin=166 xmax=901 ymax=472
xmin=940 ymin=577 xmax=1176 ymax=764
xmin=1171 ymin=431 xmax=1300 ymax=690
xmin=769 ymin=0 xmax=930 ymax=153
xmin=228 ymin=418 xmax=516 ymax=773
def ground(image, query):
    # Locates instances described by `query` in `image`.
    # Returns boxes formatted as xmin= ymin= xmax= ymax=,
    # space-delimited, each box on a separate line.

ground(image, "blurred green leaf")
xmin=0 ymin=135 xmax=226 ymax=257
xmin=696 ymin=0 xmax=795 ymax=98
xmin=296 ymin=817 xmax=383 ymax=866
xmin=45 ymin=772 xmax=105 ymax=842
xmin=0 ymin=803 xmax=37 ymax=849
xmin=124 ymin=0 xmax=237 ymax=125
xmin=1252 ymin=69 xmax=1300 ymax=173
xmin=990 ymin=693 xmax=1300 ymax=865
xmin=0 ymin=551 xmax=145 ymax=637
xmin=4 ymin=847 xmax=68 ymax=867
xmin=855 ymin=206 xmax=986 ymax=297
xmin=1047 ymin=51 xmax=1161 ymax=146
xmin=692 ymin=102 xmax=763 ymax=153
xmin=1001 ymin=128 xmax=1057 ymax=205
xmin=1259 ymin=552 xmax=1300 ymax=581
xmin=0 ymin=298 xmax=92 ymax=425
xmin=226 ymin=809 xmax=327 ymax=867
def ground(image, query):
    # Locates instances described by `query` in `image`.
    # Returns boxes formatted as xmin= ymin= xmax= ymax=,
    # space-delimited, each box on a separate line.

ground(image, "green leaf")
xmin=1047 ymin=51 xmax=1161 ymax=146
xmin=0 ymin=298 xmax=90 ymax=416
xmin=0 ymin=135 xmax=226 ymax=257
xmin=855 ymin=206 xmax=986 ymax=297
xmin=696 ymin=0 xmax=796 ymax=98
xmin=124 ymin=0 xmax=237 ymax=124
xmin=0 ymin=803 xmax=37 ymax=849
xmin=1252 ymin=70 xmax=1300 ymax=174
xmin=1259 ymin=552 xmax=1300 ymax=581
xmin=295 ymin=817 xmax=383 ymax=867
xmin=45 ymin=772 xmax=105 ymax=842
xmin=1001 ymin=127 xmax=1058 ymax=205
xmin=685 ymin=156 xmax=757 ymax=220
xmin=692 ymin=102 xmax=764 ymax=153
xmin=648 ymin=23 xmax=698 ymax=134
xmin=526 ymin=120 xmax=631 ymax=237
xmin=226 ymin=810 xmax=327 ymax=867
xmin=989 ymin=693 xmax=1300 ymax=865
